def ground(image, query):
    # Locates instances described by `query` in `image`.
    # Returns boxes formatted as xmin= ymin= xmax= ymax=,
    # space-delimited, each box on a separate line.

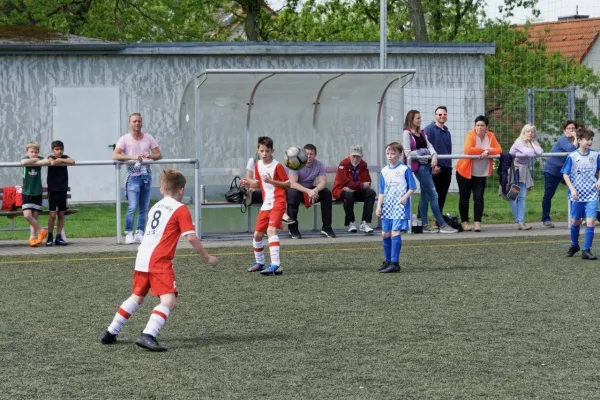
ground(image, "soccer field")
xmin=2 ymin=237 xmax=599 ymax=399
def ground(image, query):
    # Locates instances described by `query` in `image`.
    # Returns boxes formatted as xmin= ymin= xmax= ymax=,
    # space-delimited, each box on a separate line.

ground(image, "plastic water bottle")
xmin=411 ymin=213 xmax=418 ymax=226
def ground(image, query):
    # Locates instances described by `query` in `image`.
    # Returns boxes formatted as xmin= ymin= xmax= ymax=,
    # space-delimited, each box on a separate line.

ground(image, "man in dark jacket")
xmin=332 ymin=145 xmax=376 ymax=233
xmin=424 ymin=106 xmax=453 ymax=215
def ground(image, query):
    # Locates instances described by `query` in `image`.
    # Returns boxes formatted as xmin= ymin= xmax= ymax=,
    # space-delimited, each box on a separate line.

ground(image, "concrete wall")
xmin=0 ymin=43 xmax=490 ymax=200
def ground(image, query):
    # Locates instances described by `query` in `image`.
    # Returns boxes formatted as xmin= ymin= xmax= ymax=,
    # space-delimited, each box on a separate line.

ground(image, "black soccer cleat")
xmin=566 ymin=244 xmax=580 ymax=257
xmin=380 ymin=262 xmax=400 ymax=273
xmin=45 ymin=232 xmax=53 ymax=247
xmin=135 ymin=333 xmax=168 ymax=351
xmin=99 ymin=330 xmax=117 ymax=344
xmin=582 ymin=250 xmax=598 ymax=260
xmin=54 ymin=235 xmax=68 ymax=246
xmin=377 ymin=261 xmax=390 ymax=272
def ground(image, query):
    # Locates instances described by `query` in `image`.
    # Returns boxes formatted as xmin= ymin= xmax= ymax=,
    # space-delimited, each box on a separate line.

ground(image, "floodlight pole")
xmin=380 ymin=0 xmax=387 ymax=69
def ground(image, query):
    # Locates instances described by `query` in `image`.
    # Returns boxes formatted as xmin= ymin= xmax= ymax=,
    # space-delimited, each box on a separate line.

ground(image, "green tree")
xmin=0 ymin=0 xmax=219 ymax=42
xmin=455 ymin=22 xmax=600 ymax=146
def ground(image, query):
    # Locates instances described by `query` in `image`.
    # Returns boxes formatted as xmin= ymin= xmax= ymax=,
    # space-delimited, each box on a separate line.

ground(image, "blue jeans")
xmin=415 ymin=165 xmax=445 ymax=226
xmin=510 ymin=182 xmax=527 ymax=224
xmin=125 ymin=175 xmax=152 ymax=233
xmin=541 ymin=172 xmax=563 ymax=222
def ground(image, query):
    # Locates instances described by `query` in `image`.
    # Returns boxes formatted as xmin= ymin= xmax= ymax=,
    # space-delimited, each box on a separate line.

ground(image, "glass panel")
xmin=248 ymin=73 xmax=341 ymax=163
xmin=315 ymin=73 xmax=401 ymax=169
xmin=179 ymin=70 xmax=413 ymax=207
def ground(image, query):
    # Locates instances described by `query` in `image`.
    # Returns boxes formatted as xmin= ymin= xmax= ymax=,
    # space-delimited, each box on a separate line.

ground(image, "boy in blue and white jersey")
xmin=561 ymin=126 xmax=600 ymax=260
xmin=375 ymin=142 xmax=417 ymax=273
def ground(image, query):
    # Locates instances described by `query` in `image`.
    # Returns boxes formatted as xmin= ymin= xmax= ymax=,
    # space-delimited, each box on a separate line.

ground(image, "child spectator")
xmin=241 ymin=136 xmax=290 ymax=275
xmin=46 ymin=140 xmax=75 ymax=246
xmin=20 ymin=141 xmax=51 ymax=247
xmin=376 ymin=142 xmax=417 ymax=273
xmin=562 ymin=127 xmax=600 ymax=260
xmin=100 ymin=169 xmax=218 ymax=351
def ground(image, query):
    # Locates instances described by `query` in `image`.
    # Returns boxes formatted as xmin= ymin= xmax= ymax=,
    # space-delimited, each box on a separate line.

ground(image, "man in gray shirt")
xmin=287 ymin=144 xmax=335 ymax=239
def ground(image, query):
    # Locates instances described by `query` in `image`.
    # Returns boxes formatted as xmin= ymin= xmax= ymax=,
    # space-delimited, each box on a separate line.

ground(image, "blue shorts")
xmin=571 ymin=200 xmax=598 ymax=221
xmin=381 ymin=218 xmax=408 ymax=232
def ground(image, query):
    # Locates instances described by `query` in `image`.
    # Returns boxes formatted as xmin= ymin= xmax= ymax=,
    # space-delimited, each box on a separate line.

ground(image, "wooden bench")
xmin=0 ymin=187 xmax=79 ymax=232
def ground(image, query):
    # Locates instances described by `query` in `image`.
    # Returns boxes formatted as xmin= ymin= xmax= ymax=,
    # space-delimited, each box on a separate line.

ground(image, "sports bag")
xmin=442 ymin=214 xmax=463 ymax=232
xmin=225 ymin=176 xmax=247 ymax=204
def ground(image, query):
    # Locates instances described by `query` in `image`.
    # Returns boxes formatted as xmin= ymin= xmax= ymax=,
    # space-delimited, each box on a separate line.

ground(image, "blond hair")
xmin=519 ymin=124 xmax=536 ymax=142
xmin=161 ymin=169 xmax=186 ymax=194
xmin=26 ymin=141 xmax=40 ymax=151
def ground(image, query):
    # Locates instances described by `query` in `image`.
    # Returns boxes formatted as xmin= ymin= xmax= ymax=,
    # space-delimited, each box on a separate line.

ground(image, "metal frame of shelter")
xmin=185 ymin=69 xmax=416 ymax=237
xmin=190 ymin=69 xmax=416 ymax=168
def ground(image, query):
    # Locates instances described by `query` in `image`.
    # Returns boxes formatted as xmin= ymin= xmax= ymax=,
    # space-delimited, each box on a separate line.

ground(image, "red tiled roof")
xmin=517 ymin=17 xmax=600 ymax=62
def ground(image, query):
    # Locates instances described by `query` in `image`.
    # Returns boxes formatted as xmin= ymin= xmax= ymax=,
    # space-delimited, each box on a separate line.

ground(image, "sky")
xmin=485 ymin=0 xmax=600 ymax=23
xmin=267 ymin=0 xmax=600 ymax=24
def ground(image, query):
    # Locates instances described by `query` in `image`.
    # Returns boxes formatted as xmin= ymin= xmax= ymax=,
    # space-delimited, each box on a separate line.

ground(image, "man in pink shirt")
xmin=113 ymin=113 xmax=162 ymax=244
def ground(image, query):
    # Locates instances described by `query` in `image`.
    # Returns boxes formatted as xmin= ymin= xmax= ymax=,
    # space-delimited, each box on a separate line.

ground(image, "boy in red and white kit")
xmin=100 ymin=169 xmax=218 ymax=351
xmin=241 ymin=136 xmax=290 ymax=276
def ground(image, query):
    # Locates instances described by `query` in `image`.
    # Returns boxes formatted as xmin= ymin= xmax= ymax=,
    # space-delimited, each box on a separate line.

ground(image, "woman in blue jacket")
xmin=541 ymin=120 xmax=577 ymax=228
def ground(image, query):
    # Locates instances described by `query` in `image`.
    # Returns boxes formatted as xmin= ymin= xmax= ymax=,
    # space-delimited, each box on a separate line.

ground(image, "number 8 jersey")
xmin=135 ymin=196 xmax=196 ymax=272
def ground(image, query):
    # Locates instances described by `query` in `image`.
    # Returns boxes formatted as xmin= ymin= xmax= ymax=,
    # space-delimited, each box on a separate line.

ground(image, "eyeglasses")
xmin=436 ymin=113 xmax=448 ymax=116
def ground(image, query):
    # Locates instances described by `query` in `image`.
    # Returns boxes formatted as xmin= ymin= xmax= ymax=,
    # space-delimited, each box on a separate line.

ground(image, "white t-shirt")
xmin=471 ymin=135 xmax=490 ymax=177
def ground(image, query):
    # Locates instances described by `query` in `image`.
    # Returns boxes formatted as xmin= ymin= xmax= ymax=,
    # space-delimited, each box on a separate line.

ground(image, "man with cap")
xmin=332 ymin=145 xmax=376 ymax=233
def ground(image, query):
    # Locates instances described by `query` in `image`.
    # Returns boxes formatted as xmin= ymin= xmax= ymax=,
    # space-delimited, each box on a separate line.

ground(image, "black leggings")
xmin=456 ymin=172 xmax=487 ymax=223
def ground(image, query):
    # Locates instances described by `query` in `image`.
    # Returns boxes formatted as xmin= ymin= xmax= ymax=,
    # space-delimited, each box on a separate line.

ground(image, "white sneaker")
xmin=134 ymin=231 xmax=144 ymax=243
xmin=359 ymin=221 xmax=374 ymax=233
xmin=347 ymin=222 xmax=358 ymax=233
xmin=125 ymin=232 xmax=135 ymax=244
xmin=439 ymin=224 xmax=458 ymax=234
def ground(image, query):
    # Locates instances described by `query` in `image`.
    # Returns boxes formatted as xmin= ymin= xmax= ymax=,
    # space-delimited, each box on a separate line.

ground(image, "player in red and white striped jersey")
xmin=241 ymin=136 xmax=290 ymax=275
xmin=100 ymin=169 xmax=218 ymax=351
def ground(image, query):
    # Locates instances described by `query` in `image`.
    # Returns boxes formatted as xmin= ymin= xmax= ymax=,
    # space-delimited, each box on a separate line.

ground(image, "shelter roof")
xmin=0 ymin=37 xmax=494 ymax=56
xmin=517 ymin=17 xmax=600 ymax=62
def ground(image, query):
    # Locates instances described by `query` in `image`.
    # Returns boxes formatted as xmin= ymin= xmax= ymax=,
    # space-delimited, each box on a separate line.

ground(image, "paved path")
xmin=0 ymin=221 xmax=572 ymax=256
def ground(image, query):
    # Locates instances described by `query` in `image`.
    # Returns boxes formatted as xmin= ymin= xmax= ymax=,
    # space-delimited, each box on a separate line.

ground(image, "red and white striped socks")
xmin=253 ymin=239 xmax=265 ymax=265
xmin=268 ymin=235 xmax=280 ymax=266
xmin=107 ymin=297 xmax=141 ymax=335
xmin=142 ymin=304 xmax=171 ymax=338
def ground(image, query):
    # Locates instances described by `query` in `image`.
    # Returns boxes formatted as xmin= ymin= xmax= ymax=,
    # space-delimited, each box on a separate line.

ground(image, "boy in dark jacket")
xmin=332 ymin=145 xmax=376 ymax=233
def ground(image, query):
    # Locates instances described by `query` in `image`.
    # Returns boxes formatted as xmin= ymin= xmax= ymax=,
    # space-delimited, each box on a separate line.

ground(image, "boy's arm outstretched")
xmin=185 ymin=233 xmax=218 ymax=266
xmin=240 ymin=178 xmax=259 ymax=189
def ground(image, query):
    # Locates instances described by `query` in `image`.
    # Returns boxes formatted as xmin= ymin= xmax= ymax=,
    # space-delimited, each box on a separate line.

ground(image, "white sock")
xmin=253 ymin=240 xmax=265 ymax=265
xmin=142 ymin=304 xmax=171 ymax=338
xmin=268 ymin=235 xmax=280 ymax=266
xmin=107 ymin=297 xmax=141 ymax=335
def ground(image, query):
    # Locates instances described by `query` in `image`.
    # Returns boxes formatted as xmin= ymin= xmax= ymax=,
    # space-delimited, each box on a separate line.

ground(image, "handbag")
xmin=506 ymin=167 xmax=521 ymax=201
xmin=225 ymin=176 xmax=247 ymax=203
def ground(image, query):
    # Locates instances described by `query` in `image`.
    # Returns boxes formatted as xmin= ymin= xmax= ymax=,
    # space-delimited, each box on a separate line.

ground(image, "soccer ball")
xmin=284 ymin=146 xmax=308 ymax=170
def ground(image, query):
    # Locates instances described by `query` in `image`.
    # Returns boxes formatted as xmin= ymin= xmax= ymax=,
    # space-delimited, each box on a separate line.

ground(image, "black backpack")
xmin=443 ymin=214 xmax=463 ymax=232
xmin=224 ymin=176 xmax=247 ymax=204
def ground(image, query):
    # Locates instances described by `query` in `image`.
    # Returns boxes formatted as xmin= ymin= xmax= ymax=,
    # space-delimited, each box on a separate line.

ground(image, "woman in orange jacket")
xmin=454 ymin=115 xmax=502 ymax=232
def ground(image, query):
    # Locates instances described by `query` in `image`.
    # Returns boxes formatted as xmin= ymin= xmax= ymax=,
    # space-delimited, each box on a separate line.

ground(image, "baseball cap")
xmin=349 ymin=145 xmax=363 ymax=157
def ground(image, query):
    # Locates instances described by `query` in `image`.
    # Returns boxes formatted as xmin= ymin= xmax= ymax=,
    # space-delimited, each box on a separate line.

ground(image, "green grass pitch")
xmin=1 ymin=237 xmax=600 ymax=399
